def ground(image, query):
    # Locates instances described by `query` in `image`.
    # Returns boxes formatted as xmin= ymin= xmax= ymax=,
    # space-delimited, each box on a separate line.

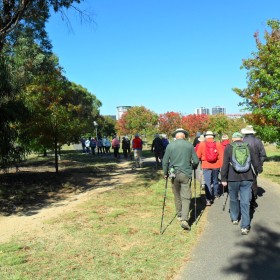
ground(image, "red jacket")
xmin=196 ymin=138 xmax=222 ymax=169
xmin=132 ymin=137 xmax=142 ymax=149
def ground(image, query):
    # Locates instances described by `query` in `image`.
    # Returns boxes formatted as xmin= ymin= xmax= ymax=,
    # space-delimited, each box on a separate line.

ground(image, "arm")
xmin=191 ymin=147 xmax=199 ymax=169
xmin=221 ymin=145 xmax=231 ymax=186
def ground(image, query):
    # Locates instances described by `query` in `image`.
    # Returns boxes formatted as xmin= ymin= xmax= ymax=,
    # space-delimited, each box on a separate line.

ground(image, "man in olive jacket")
xmin=221 ymin=132 xmax=259 ymax=235
xmin=162 ymin=128 xmax=199 ymax=230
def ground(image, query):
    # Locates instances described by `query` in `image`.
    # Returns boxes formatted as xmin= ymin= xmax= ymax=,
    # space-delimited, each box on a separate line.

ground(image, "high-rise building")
xmin=212 ymin=106 xmax=226 ymax=115
xmin=116 ymin=106 xmax=132 ymax=120
xmin=195 ymin=107 xmax=210 ymax=115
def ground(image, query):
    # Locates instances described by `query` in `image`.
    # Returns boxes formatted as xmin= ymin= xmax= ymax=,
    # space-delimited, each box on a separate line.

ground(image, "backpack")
xmin=230 ymin=142 xmax=251 ymax=172
xmin=205 ymin=141 xmax=219 ymax=163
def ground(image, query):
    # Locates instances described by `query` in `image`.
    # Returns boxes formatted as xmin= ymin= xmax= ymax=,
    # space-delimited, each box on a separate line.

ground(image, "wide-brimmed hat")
xmin=232 ymin=132 xmax=243 ymax=139
xmin=172 ymin=128 xmax=188 ymax=137
xmin=204 ymin=131 xmax=215 ymax=137
xmin=198 ymin=135 xmax=205 ymax=142
xmin=241 ymin=125 xmax=256 ymax=135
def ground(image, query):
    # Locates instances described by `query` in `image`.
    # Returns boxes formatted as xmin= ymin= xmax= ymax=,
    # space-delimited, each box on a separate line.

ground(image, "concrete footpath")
xmin=176 ymin=177 xmax=280 ymax=280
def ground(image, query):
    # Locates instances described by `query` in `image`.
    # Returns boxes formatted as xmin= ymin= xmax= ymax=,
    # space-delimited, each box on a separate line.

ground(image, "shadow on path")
xmin=222 ymin=223 xmax=280 ymax=280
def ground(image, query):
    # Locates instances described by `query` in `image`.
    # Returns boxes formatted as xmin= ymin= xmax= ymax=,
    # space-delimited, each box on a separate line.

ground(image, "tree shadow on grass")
xmin=0 ymin=151 xmax=137 ymax=216
xmin=222 ymin=223 xmax=280 ymax=280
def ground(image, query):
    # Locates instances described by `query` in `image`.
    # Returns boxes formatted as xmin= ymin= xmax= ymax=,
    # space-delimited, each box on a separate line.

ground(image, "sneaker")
xmin=232 ymin=220 xmax=238 ymax=225
xmin=241 ymin=228 xmax=250 ymax=235
xmin=181 ymin=220 xmax=191 ymax=230
xmin=201 ymin=184 xmax=205 ymax=190
xmin=177 ymin=216 xmax=182 ymax=221
xmin=206 ymin=200 xmax=211 ymax=206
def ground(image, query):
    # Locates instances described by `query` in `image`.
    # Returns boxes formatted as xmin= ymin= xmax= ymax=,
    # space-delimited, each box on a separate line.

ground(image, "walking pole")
xmin=193 ymin=167 xmax=197 ymax=222
xmin=222 ymin=192 xmax=229 ymax=211
xmin=160 ymin=177 xmax=168 ymax=234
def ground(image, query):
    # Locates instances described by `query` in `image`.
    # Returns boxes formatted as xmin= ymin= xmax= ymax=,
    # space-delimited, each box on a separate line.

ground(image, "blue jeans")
xmin=203 ymin=168 xmax=220 ymax=201
xmin=228 ymin=180 xmax=252 ymax=229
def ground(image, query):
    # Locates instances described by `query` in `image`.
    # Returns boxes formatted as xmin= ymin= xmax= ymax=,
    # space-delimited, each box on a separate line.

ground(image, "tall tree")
xmin=0 ymin=55 xmax=28 ymax=171
xmin=0 ymin=0 xmax=84 ymax=51
xmin=116 ymin=106 xmax=158 ymax=138
xmin=158 ymin=111 xmax=182 ymax=137
xmin=23 ymin=72 xmax=101 ymax=172
xmin=181 ymin=114 xmax=210 ymax=137
xmin=233 ymin=19 xmax=280 ymax=144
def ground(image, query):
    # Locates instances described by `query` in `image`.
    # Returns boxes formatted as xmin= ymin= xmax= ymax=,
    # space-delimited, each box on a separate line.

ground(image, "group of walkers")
xmin=162 ymin=125 xmax=266 ymax=235
xmin=80 ymin=134 xmax=144 ymax=165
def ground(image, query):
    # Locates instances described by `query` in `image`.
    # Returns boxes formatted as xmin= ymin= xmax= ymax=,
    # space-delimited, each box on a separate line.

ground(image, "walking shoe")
xmin=232 ymin=220 xmax=238 ymax=225
xmin=241 ymin=228 xmax=250 ymax=235
xmin=206 ymin=200 xmax=211 ymax=206
xmin=177 ymin=216 xmax=182 ymax=221
xmin=181 ymin=220 xmax=191 ymax=231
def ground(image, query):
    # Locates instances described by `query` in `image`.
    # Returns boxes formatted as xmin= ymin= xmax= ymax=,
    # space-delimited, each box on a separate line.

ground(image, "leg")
xmin=203 ymin=169 xmax=213 ymax=204
xmin=212 ymin=168 xmax=220 ymax=197
xmin=172 ymin=178 xmax=182 ymax=218
xmin=239 ymin=180 xmax=252 ymax=229
xmin=179 ymin=173 xmax=192 ymax=222
xmin=228 ymin=181 xmax=240 ymax=222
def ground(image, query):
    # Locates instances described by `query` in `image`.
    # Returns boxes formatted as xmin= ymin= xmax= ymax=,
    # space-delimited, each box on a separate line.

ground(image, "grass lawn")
xmin=0 ymin=147 xmax=206 ymax=280
xmin=0 ymin=143 xmax=278 ymax=279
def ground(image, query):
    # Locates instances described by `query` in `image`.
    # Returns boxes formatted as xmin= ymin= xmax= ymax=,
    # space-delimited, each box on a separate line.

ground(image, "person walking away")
xmin=111 ymin=135 xmax=120 ymax=159
xmin=122 ymin=136 xmax=131 ymax=159
xmin=102 ymin=136 xmax=107 ymax=154
xmin=241 ymin=125 xmax=267 ymax=209
xmin=90 ymin=137 xmax=96 ymax=155
xmin=196 ymin=130 xmax=222 ymax=206
xmin=81 ymin=137 xmax=86 ymax=153
xmin=162 ymin=128 xmax=199 ymax=230
xmin=151 ymin=134 xmax=164 ymax=168
xmin=85 ymin=137 xmax=91 ymax=154
xmin=132 ymin=133 xmax=143 ymax=168
xmin=221 ymin=132 xmax=259 ymax=235
xmin=161 ymin=134 xmax=169 ymax=154
xmin=105 ymin=137 xmax=111 ymax=156
xmin=194 ymin=134 xmax=205 ymax=189
xmin=97 ymin=137 xmax=103 ymax=157
xmin=193 ymin=132 xmax=201 ymax=148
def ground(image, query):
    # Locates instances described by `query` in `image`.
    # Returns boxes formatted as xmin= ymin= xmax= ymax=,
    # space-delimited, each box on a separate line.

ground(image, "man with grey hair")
xmin=241 ymin=125 xmax=267 ymax=208
xmin=162 ymin=128 xmax=199 ymax=231
xmin=221 ymin=132 xmax=259 ymax=235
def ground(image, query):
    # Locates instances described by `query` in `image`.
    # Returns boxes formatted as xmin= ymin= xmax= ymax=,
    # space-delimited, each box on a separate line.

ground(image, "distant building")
xmin=116 ymin=106 xmax=132 ymax=120
xmin=195 ymin=107 xmax=210 ymax=115
xmin=212 ymin=106 xmax=226 ymax=115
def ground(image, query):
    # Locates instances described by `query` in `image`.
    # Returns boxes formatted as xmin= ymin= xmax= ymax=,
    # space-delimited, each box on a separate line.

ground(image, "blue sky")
xmin=46 ymin=0 xmax=280 ymax=116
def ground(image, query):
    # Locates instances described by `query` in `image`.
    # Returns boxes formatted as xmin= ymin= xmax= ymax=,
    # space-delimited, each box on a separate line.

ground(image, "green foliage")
xmin=0 ymin=55 xmax=28 ymax=170
xmin=181 ymin=114 xmax=210 ymax=137
xmin=116 ymin=106 xmax=158 ymax=138
xmin=158 ymin=111 xmax=182 ymax=137
xmin=0 ymin=0 xmax=84 ymax=51
xmin=233 ymin=19 xmax=280 ymax=144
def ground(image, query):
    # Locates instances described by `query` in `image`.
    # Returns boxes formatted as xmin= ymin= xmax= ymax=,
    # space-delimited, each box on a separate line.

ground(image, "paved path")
xmin=176 ymin=177 xmax=280 ymax=280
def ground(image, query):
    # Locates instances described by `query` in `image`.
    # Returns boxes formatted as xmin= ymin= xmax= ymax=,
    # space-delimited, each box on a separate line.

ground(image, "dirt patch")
xmin=0 ymin=159 xmax=140 ymax=243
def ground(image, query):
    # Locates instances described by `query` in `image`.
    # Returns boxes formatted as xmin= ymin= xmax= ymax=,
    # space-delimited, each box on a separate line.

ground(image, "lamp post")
xmin=93 ymin=121 xmax=98 ymax=139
